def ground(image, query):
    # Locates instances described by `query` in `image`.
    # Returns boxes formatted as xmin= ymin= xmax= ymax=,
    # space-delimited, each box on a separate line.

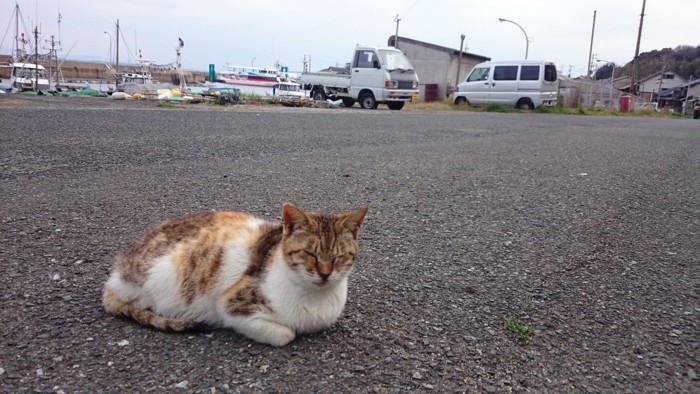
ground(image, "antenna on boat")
xmin=57 ymin=0 xmax=62 ymax=46
xmin=43 ymin=34 xmax=61 ymax=86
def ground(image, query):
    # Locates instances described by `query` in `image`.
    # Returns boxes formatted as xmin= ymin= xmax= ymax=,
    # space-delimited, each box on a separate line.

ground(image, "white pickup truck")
xmin=299 ymin=46 xmax=419 ymax=110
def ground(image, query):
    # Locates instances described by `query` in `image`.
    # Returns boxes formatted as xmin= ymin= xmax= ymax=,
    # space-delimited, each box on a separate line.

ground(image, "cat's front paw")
xmin=257 ymin=324 xmax=295 ymax=347
xmin=230 ymin=317 xmax=296 ymax=346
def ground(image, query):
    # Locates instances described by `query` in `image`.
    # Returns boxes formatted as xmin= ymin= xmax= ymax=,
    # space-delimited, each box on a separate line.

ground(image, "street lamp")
xmin=103 ymin=31 xmax=112 ymax=64
xmin=498 ymin=18 xmax=529 ymax=59
xmin=251 ymin=57 xmax=256 ymax=67
xmin=597 ymin=59 xmax=616 ymax=109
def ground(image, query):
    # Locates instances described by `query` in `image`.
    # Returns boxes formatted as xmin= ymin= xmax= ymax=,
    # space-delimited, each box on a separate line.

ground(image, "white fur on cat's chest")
xmin=262 ymin=257 xmax=349 ymax=334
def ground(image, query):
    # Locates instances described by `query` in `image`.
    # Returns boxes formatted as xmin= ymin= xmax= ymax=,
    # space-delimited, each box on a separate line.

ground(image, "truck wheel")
xmin=341 ymin=98 xmax=355 ymax=108
xmin=387 ymin=102 xmax=404 ymax=110
xmin=312 ymin=89 xmax=327 ymax=101
xmin=516 ymin=98 xmax=534 ymax=110
xmin=359 ymin=92 xmax=378 ymax=109
xmin=454 ymin=96 xmax=470 ymax=106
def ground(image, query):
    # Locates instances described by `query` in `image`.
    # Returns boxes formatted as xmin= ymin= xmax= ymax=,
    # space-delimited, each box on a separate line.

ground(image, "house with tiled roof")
xmin=636 ymin=70 xmax=688 ymax=101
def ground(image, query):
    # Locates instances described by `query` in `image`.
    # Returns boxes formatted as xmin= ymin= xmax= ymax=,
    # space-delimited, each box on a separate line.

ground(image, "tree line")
xmin=594 ymin=45 xmax=700 ymax=81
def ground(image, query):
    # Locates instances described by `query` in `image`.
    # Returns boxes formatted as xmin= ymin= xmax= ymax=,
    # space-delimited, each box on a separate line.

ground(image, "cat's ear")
xmin=338 ymin=207 xmax=368 ymax=238
xmin=282 ymin=203 xmax=309 ymax=236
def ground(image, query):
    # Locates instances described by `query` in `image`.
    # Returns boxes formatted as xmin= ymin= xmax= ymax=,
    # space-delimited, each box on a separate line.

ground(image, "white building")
xmin=388 ymin=35 xmax=490 ymax=102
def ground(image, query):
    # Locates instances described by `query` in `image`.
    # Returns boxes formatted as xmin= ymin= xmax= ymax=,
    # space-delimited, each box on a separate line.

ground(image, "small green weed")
xmin=484 ymin=103 xmax=507 ymax=113
xmin=241 ymin=93 xmax=264 ymax=103
xmin=156 ymin=102 xmax=176 ymax=108
xmin=502 ymin=315 xmax=534 ymax=343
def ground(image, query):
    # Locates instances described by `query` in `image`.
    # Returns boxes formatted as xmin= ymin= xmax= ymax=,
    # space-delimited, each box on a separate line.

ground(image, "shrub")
xmin=484 ymin=103 xmax=507 ymax=113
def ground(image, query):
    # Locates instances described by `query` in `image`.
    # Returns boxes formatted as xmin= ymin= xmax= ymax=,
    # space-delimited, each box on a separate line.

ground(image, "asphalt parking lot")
xmin=1 ymin=96 xmax=698 ymax=392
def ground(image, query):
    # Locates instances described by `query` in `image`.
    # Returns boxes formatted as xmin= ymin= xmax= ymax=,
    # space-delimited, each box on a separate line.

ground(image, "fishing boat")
xmin=4 ymin=62 xmax=50 ymax=91
xmin=211 ymin=63 xmax=304 ymax=98
xmin=217 ymin=64 xmax=285 ymax=87
xmin=206 ymin=77 xmax=304 ymax=98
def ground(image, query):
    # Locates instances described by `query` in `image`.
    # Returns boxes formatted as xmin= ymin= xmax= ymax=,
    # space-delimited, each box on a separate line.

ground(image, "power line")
xmin=403 ymin=0 xmax=420 ymax=17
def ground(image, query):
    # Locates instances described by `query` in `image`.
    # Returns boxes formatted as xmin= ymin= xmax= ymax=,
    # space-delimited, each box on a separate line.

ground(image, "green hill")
xmin=595 ymin=45 xmax=700 ymax=81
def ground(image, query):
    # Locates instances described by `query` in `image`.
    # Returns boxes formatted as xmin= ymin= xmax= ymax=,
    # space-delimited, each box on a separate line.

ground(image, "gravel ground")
xmin=1 ymin=96 xmax=699 ymax=393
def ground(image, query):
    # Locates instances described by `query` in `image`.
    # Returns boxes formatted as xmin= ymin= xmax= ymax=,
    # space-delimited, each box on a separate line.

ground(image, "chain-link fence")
xmin=559 ymin=79 xmax=651 ymax=111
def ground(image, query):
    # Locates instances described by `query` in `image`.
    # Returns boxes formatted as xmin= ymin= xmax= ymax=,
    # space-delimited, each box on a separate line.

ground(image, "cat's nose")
xmin=318 ymin=273 xmax=330 ymax=282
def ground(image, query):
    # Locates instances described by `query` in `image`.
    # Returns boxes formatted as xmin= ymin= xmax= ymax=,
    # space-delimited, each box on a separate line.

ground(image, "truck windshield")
xmin=379 ymin=50 xmax=414 ymax=71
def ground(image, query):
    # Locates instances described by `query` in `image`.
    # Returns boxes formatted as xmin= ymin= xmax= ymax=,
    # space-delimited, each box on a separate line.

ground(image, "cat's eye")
xmin=304 ymin=251 xmax=319 ymax=262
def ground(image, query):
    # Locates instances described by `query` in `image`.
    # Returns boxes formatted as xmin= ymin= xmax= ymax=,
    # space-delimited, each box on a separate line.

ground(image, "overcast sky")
xmin=1 ymin=0 xmax=698 ymax=76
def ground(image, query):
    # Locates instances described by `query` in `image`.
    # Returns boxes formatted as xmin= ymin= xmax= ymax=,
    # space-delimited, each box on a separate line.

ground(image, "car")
xmin=694 ymin=98 xmax=700 ymax=119
xmin=453 ymin=60 xmax=558 ymax=110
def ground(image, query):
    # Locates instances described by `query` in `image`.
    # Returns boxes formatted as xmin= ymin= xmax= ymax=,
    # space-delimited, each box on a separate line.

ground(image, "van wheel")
xmin=455 ymin=96 xmax=470 ymax=106
xmin=387 ymin=102 xmax=404 ymax=110
xmin=359 ymin=92 xmax=378 ymax=109
xmin=312 ymin=89 xmax=327 ymax=101
xmin=341 ymin=98 xmax=355 ymax=108
xmin=516 ymin=99 xmax=534 ymax=110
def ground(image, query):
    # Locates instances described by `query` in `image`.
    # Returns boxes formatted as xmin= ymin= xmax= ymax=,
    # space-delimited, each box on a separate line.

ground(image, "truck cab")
xmin=349 ymin=47 xmax=419 ymax=109
xmin=300 ymin=46 xmax=419 ymax=110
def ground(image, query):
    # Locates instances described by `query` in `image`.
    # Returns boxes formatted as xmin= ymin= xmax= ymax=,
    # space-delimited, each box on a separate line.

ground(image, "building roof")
xmin=659 ymin=78 xmax=700 ymax=96
xmin=638 ymin=69 xmax=684 ymax=84
xmin=387 ymin=35 xmax=491 ymax=62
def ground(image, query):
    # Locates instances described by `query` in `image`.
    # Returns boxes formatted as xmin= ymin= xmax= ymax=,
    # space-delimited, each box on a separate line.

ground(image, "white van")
xmin=454 ymin=60 xmax=558 ymax=110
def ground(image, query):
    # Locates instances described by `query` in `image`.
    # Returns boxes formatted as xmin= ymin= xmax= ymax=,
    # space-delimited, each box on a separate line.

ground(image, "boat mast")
xmin=14 ymin=3 xmax=19 ymax=60
xmin=13 ymin=2 xmax=22 ymax=61
xmin=115 ymin=19 xmax=120 ymax=88
xmin=176 ymin=37 xmax=185 ymax=89
xmin=34 ymin=25 xmax=39 ymax=90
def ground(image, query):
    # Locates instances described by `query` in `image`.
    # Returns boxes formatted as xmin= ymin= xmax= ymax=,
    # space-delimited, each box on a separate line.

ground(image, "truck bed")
xmin=299 ymin=71 xmax=352 ymax=89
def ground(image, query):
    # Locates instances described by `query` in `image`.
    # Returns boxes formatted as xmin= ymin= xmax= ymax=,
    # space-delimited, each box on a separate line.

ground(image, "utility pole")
xmin=301 ymin=55 xmax=311 ymax=72
xmin=631 ymin=0 xmax=646 ymax=95
xmin=586 ymin=10 xmax=596 ymax=79
xmin=394 ymin=14 xmax=401 ymax=49
xmin=682 ymin=76 xmax=692 ymax=116
xmin=655 ymin=58 xmax=666 ymax=109
xmin=455 ymin=34 xmax=465 ymax=92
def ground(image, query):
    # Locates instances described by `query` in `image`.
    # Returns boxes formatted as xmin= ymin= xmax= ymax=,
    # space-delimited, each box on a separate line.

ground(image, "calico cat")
xmin=103 ymin=203 xmax=367 ymax=346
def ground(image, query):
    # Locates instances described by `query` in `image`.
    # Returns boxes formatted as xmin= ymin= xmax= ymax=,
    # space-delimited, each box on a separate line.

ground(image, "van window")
xmin=520 ymin=66 xmax=540 ymax=81
xmin=544 ymin=65 xmax=557 ymax=82
xmin=467 ymin=67 xmax=490 ymax=82
xmin=494 ymin=66 xmax=518 ymax=81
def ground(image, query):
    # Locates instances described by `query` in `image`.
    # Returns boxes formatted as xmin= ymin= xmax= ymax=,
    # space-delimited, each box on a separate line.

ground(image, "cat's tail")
xmin=102 ymin=285 xmax=207 ymax=332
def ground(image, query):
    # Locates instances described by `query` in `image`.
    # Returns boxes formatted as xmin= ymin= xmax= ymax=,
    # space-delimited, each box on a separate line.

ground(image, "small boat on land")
xmin=212 ymin=64 xmax=304 ymax=98
xmin=1 ymin=62 xmax=50 ymax=92
xmin=218 ymin=64 xmax=283 ymax=87
xmin=105 ymin=62 xmax=174 ymax=95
